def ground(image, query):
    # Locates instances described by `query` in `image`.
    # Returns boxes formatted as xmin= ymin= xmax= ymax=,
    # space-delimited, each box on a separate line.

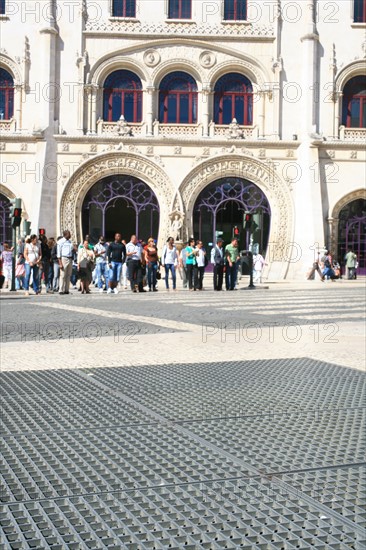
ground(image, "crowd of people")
xmin=307 ymin=248 xmax=359 ymax=282
xmin=0 ymin=231 xmax=359 ymax=294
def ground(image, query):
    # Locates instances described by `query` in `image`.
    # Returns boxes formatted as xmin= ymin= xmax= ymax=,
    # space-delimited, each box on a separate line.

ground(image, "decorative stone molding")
xmin=329 ymin=189 xmax=366 ymax=256
xmin=339 ymin=126 xmax=366 ymax=142
xmin=199 ymin=51 xmax=216 ymax=69
xmin=60 ymin=152 xmax=175 ymax=248
xmin=179 ymin=155 xmax=293 ymax=266
xmin=85 ymin=20 xmax=274 ymax=39
xmin=143 ymin=49 xmax=160 ymax=67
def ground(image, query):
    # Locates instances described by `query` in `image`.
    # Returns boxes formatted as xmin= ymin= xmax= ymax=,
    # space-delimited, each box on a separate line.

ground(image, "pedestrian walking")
xmin=210 ymin=238 xmax=225 ymax=291
xmin=1 ymin=242 xmax=13 ymax=289
xmin=39 ymin=234 xmax=51 ymax=293
xmin=94 ymin=236 xmax=109 ymax=292
xmin=107 ymin=233 xmax=126 ymax=294
xmin=144 ymin=237 xmax=159 ymax=291
xmin=345 ymin=248 xmax=357 ymax=279
xmin=15 ymin=253 xmax=26 ymax=290
xmin=307 ymin=252 xmax=325 ymax=282
xmin=193 ymin=240 xmax=206 ymax=290
xmin=185 ymin=238 xmax=196 ymax=291
xmin=126 ymin=235 xmax=145 ymax=293
xmin=225 ymin=238 xmax=240 ymax=290
xmin=77 ymin=240 xmax=95 ymax=294
xmin=161 ymin=237 xmax=179 ymax=291
xmin=252 ymin=252 xmax=267 ymax=283
xmin=24 ymin=235 xmax=42 ymax=295
xmin=57 ymin=230 xmax=73 ymax=294
xmin=179 ymin=242 xmax=188 ymax=289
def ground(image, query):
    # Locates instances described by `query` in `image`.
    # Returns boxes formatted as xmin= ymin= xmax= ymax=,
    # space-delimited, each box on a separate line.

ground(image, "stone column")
xmin=145 ymin=86 xmax=155 ymax=137
xmin=90 ymin=85 xmax=99 ymax=135
xmin=258 ymin=90 xmax=265 ymax=139
xmin=14 ymin=84 xmax=23 ymax=131
xmin=201 ymin=87 xmax=212 ymax=138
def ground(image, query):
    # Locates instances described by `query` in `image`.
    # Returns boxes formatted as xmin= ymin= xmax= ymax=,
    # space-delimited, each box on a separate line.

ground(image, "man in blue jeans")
xmin=107 ymin=233 xmax=125 ymax=295
xmin=225 ymin=237 xmax=240 ymax=290
xmin=94 ymin=236 xmax=109 ymax=292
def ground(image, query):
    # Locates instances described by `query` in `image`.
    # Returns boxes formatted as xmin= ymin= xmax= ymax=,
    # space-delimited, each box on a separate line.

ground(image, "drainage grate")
xmin=1 ymin=359 xmax=365 ymax=549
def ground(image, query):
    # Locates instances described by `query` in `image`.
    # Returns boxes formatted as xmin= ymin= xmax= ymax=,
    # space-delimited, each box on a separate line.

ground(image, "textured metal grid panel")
xmin=1 ymin=425 xmax=251 ymax=504
xmin=0 ymin=480 xmax=363 ymax=550
xmin=1 ymin=360 xmax=365 ymax=549
xmin=281 ymin=466 xmax=366 ymax=529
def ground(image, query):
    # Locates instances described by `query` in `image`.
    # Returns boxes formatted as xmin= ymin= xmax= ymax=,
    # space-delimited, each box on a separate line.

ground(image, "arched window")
xmin=159 ymin=72 xmax=198 ymax=124
xmin=112 ymin=0 xmax=136 ymax=18
xmin=224 ymin=0 xmax=247 ymax=21
xmin=103 ymin=70 xmax=142 ymax=122
xmin=354 ymin=0 xmax=366 ymax=22
xmin=0 ymin=68 xmax=14 ymax=120
xmin=168 ymin=0 xmax=191 ymax=19
xmin=342 ymin=76 xmax=366 ymax=128
xmin=214 ymin=73 xmax=253 ymax=125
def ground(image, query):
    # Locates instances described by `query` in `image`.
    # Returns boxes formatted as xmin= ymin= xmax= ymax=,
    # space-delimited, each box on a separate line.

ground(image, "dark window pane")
xmin=247 ymin=95 xmax=253 ymax=125
xmin=224 ymin=0 xmax=235 ymax=20
xmin=362 ymin=100 xmax=366 ymax=127
xmin=0 ymin=0 xmax=4 ymax=15
xmin=234 ymin=95 xmax=244 ymax=124
xmin=167 ymin=95 xmax=177 ymax=122
xmin=168 ymin=0 xmax=180 ymax=18
xmin=123 ymin=92 xmax=134 ymax=121
xmin=180 ymin=94 xmax=189 ymax=123
xmin=181 ymin=0 xmax=191 ymax=18
xmin=350 ymin=99 xmax=360 ymax=127
xmin=223 ymin=96 xmax=233 ymax=124
xmin=354 ymin=0 xmax=366 ymax=22
xmin=112 ymin=92 xmax=122 ymax=121
xmin=113 ymin=0 xmax=136 ymax=17
xmin=237 ymin=0 xmax=247 ymax=19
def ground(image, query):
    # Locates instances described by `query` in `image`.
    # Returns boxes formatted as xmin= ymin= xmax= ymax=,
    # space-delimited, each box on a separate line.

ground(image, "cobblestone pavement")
xmin=0 ymin=279 xmax=365 ymax=549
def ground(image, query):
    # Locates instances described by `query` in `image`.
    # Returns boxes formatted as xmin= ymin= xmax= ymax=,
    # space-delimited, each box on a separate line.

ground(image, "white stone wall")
xmin=0 ymin=0 xmax=365 ymax=279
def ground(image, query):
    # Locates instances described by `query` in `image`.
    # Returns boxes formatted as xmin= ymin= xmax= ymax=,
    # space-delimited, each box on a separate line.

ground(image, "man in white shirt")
xmin=57 ymin=230 xmax=73 ymax=294
xmin=194 ymin=240 xmax=206 ymax=290
xmin=210 ymin=238 xmax=225 ymax=290
xmin=126 ymin=234 xmax=145 ymax=292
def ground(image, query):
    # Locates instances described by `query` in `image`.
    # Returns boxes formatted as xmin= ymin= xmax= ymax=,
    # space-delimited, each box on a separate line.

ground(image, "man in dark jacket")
xmin=107 ymin=233 xmax=126 ymax=294
xmin=211 ymin=238 xmax=225 ymax=291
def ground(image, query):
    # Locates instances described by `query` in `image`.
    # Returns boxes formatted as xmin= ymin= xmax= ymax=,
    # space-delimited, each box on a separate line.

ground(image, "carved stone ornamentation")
xmin=286 ymin=150 xmax=294 ymax=158
xmin=143 ymin=49 xmax=161 ymax=67
xmin=0 ymin=143 xmax=6 ymax=151
xmin=199 ymin=51 xmax=216 ymax=68
xmin=327 ymin=150 xmax=335 ymax=159
xmin=350 ymin=151 xmax=357 ymax=159
xmin=60 ymin=153 xmax=175 ymax=246
xmin=226 ymin=119 xmax=244 ymax=139
xmin=174 ymin=146 xmax=182 ymax=155
xmin=169 ymin=211 xmax=185 ymax=242
xmin=179 ymin=155 xmax=294 ymax=265
xmin=90 ymin=144 xmax=97 ymax=153
xmin=116 ymin=115 xmax=132 ymax=136
xmin=259 ymin=149 xmax=266 ymax=159
xmin=21 ymin=143 xmax=28 ymax=152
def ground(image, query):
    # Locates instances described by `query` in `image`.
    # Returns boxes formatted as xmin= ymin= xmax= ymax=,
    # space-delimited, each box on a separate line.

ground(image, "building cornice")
xmin=312 ymin=139 xmax=366 ymax=150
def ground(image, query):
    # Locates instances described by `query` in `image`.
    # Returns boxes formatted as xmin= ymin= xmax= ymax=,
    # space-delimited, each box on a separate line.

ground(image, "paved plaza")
xmin=0 ymin=279 xmax=365 ymax=549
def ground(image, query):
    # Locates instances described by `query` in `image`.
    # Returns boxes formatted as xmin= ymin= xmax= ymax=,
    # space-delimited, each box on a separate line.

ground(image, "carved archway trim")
xmin=331 ymin=188 xmax=366 ymax=219
xmin=0 ymin=53 xmax=22 ymax=86
xmin=329 ymin=188 xmax=366 ymax=255
xmin=60 ymin=152 xmax=175 ymax=247
xmin=335 ymin=61 xmax=366 ymax=91
xmin=0 ymin=184 xmax=16 ymax=199
xmin=179 ymin=155 xmax=294 ymax=267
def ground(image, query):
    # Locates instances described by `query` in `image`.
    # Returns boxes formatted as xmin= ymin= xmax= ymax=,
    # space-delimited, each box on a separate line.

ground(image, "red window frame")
xmin=103 ymin=70 xmax=142 ymax=122
xmin=0 ymin=69 xmax=14 ymax=120
xmin=214 ymin=73 xmax=253 ymax=126
xmin=112 ymin=0 xmax=136 ymax=18
xmin=168 ymin=0 xmax=192 ymax=19
xmin=224 ymin=0 xmax=247 ymax=21
xmin=342 ymin=76 xmax=366 ymax=128
xmin=159 ymin=91 xmax=197 ymax=123
xmin=354 ymin=0 xmax=366 ymax=22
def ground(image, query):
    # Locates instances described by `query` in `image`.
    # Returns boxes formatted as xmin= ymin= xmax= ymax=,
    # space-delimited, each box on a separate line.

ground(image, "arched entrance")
xmin=0 ymin=193 xmax=12 ymax=244
xmin=338 ymin=199 xmax=366 ymax=275
xmin=81 ymin=176 xmax=159 ymax=243
xmin=193 ymin=178 xmax=270 ymax=253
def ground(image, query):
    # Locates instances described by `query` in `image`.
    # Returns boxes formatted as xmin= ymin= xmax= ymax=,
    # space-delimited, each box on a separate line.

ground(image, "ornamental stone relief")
xmin=60 ymin=153 xmax=175 ymax=246
xmin=143 ymin=49 xmax=160 ymax=67
xmin=179 ymin=156 xmax=293 ymax=263
xmin=199 ymin=51 xmax=216 ymax=69
xmin=85 ymin=20 xmax=274 ymax=38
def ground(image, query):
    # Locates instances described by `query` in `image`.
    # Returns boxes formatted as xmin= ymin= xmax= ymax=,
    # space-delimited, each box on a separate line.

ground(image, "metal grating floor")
xmin=1 ymin=359 xmax=365 ymax=549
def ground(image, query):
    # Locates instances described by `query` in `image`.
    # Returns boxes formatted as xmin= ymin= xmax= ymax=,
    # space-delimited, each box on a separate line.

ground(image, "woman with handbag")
xmin=77 ymin=240 xmax=95 ymax=294
xmin=144 ymin=237 xmax=159 ymax=291
xmin=24 ymin=235 xmax=42 ymax=295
